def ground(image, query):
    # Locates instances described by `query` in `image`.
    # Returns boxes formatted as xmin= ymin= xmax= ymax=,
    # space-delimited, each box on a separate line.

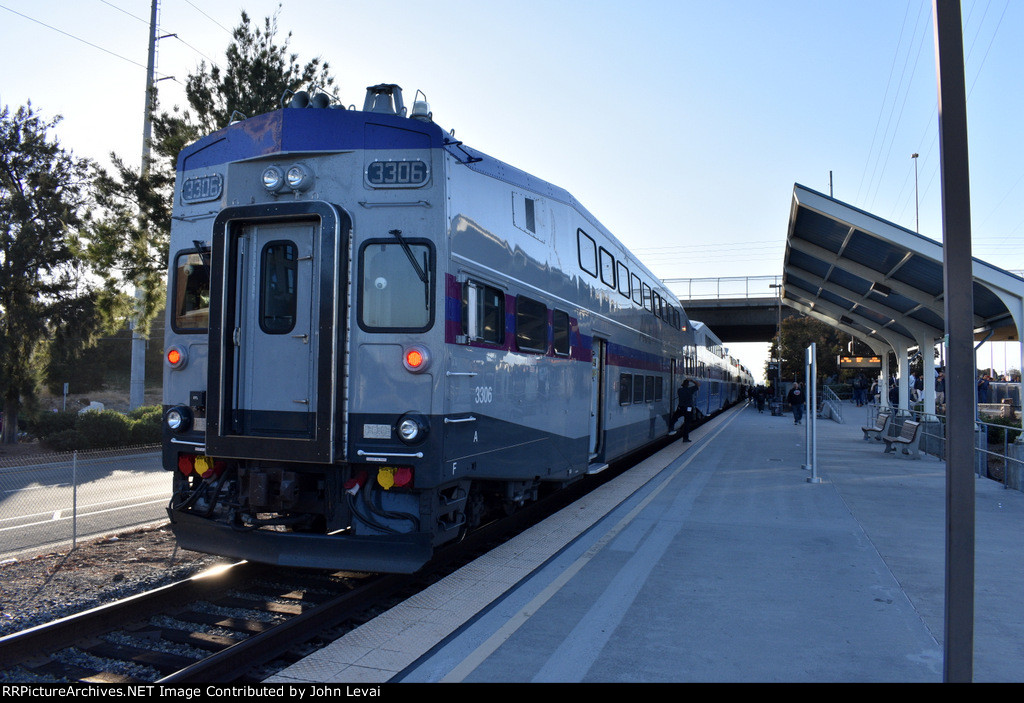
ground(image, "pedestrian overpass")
xmin=665 ymin=275 xmax=799 ymax=343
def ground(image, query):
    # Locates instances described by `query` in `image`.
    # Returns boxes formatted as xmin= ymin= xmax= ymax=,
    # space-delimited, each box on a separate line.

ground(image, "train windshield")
xmin=172 ymin=251 xmax=211 ymax=331
xmin=359 ymin=239 xmax=433 ymax=331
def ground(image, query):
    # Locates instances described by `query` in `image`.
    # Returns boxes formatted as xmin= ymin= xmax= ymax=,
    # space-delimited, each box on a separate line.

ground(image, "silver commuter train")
xmin=162 ymin=84 xmax=752 ymax=573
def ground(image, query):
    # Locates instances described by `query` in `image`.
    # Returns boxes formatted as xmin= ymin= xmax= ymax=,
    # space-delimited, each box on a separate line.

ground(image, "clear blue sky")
xmin=2 ymin=0 xmax=1021 ymax=379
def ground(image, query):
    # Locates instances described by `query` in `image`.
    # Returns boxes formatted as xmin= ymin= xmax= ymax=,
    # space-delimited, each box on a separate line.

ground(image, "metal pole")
xmin=72 ymin=450 xmax=78 ymax=549
xmin=933 ymin=0 xmax=975 ymax=682
xmin=806 ymin=343 xmax=821 ymax=483
xmin=913 ymin=153 xmax=920 ymax=233
xmin=804 ymin=346 xmax=811 ymax=470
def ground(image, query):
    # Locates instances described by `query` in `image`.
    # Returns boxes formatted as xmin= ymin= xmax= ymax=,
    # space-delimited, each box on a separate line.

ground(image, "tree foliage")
xmin=86 ymin=7 xmax=338 ymax=329
xmin=766 ymin=315 xmax=848 ymax=384
xmin=0 ymin=104 xmax=99 ymax=442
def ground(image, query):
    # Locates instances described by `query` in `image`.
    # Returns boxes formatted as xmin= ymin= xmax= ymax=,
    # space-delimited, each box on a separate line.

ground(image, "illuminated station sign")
xmin=838 ymin=355 xmax=883 ymax=369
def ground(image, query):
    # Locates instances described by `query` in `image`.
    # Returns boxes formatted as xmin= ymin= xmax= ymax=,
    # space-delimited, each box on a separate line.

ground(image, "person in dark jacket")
xmin=787 ymin=382 xmax=806 ymax=425
xmin=670 ymin=377 xmax=700 ymax=441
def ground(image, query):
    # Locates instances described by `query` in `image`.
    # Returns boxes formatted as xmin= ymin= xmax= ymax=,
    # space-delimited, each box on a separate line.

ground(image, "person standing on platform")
xmin=787 ymin=382 xmax=806 ymax=425
xmin=670 ymin=377 xmax=700 ymax=442
xmin=978 ymin=374 xmax=991 ymax=404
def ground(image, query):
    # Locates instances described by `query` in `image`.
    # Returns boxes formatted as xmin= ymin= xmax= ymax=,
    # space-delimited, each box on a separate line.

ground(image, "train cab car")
xmin=163 ymin=84 xmax=746 ymax=573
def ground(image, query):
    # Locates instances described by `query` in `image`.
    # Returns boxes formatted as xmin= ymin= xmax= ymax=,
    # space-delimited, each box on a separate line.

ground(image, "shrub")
xmin=26 ymin=410 xmax=77 ymax=441
xmin=985 ymin=415 xmax=1023 ymax=445
xmin=43 ymin=428 xmax=89 ymax=452
xmin=75 ymin=410 xmax=132 ymax=449
xmin=129 ymin=417 xmax=162 ymax=445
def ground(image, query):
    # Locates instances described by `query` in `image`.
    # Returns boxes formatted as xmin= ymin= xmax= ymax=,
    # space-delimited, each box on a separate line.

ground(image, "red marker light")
xmin=166 ymin=345 xmax=187 ymax=368
xmin=405 ymin=349 xmax=424 ymax=369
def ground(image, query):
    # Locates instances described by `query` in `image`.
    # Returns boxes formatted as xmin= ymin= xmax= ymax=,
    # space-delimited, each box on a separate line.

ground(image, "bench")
xmin=862 ymin=411 xmax=893 ymax=441
xmin=883 ymin=420 xmax=922 ymax=459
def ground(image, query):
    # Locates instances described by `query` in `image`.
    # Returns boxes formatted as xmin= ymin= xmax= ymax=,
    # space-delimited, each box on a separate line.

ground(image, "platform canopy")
xmin=781 ymin=184 xmax=1024 ymax=411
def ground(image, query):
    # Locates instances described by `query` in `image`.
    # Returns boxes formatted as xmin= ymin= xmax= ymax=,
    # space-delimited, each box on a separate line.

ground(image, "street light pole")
xmin=770 ymin=283 xmax=783 ymax=392
xmin=913 ymin=152 xmax=920 ymax=233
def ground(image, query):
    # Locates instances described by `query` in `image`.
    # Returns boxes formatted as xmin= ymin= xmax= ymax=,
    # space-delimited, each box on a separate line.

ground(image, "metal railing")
xmin=0 ymin=444 xmax=168 ymax=558
xmin=863 ymin=404 xmax=1023 ymax=490
xmin=663 ymin=275 xmax=782 ymax=301
xmin=819 ymin=386 xmax=844 ymax=423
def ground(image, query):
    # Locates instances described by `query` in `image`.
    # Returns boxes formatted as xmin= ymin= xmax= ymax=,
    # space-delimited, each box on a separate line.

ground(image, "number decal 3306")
xmin=474 ymin=386 xmax=494 ymax=403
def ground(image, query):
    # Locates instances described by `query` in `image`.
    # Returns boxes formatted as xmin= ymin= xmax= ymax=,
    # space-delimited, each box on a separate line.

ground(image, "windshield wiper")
xmin=389 ymin=229 xmax=427 ymax=285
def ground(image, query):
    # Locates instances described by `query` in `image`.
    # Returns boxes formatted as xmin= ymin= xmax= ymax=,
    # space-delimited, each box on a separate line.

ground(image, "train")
xmin=162 ymin=83 xmax=754 ymax=573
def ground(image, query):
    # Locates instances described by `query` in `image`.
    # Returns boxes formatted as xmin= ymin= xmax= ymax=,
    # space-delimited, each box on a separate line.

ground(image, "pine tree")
xmin=87 ymin=7 xmax=338 ymax=330
xmin=0 ymin=104 xmax=97 ymax=443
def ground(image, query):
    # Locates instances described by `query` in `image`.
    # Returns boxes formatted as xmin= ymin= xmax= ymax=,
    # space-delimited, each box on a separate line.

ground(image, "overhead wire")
xmin=856 ymin=0 xmax=914 ymax=206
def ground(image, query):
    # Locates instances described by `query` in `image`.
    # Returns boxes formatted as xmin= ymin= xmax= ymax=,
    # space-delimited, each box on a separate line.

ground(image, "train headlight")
xmin=396 ymin=413 xmax=428 ymax=445
xmin=262 ymin=165 xmax=285 ymax=192
xmin=285 ymin=163 xmax=313 ymax=191
xmin=165 ymin=405 xmax=193 ymax=434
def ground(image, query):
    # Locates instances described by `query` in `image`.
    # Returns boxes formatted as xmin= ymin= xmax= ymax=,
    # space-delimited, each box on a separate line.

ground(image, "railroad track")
xmin=0 ymin=500 xmax=549 ymax=683
xmin=0 ymin=425 xmax=701 ymax=683
xmin=0 ymin=559 xmax=412 ymax=683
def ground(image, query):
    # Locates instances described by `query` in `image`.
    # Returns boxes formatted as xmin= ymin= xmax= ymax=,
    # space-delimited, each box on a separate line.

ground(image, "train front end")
xmin=163 ymin=86 xmax=454 ymax=573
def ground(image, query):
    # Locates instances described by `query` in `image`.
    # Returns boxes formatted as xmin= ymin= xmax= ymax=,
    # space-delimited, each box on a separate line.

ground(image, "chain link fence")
xmin=0 ymin=444 xmax=169 ymax=559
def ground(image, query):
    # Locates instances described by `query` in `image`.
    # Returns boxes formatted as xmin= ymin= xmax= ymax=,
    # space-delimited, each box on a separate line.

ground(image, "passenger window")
xmin=616 ymin=262 xmax=630 ymax=298
xmin=631 ymin=274 xmax=642 ymax=305
xmin=172 ymin=250 xmax=210 ymax=331
xmin=632 ymin=375 xmax=645 ymax=403
xmin=619 ymin=374 xmax=632 ymax=405
xmin=463 ymin=281 xmax=504 ymax=345
xmin=515 ymin=296 xmax=547 ymax=352
xmin=578 ymin=230 xmax=597 ymax=277
xmin=645 ymin=376 xmax=655 ymax=402
xmin=260 ymin=241 xmax=297 ymax=334
xmin=553 ymin=309 xmax=570 ymax=355
xmin=599 ymin=248 xmax=616 ymax=288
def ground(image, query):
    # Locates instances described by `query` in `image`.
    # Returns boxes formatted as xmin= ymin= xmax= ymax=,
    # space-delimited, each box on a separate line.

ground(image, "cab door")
xmin=231 ymin=221 xmax=317 ymax=438
xmin=206 ymin=203 xmax=347 ymax=464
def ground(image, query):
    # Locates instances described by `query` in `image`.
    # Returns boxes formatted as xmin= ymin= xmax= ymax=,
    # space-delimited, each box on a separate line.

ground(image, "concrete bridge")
xmin=664 ymin=275 xmax=798 ymax=343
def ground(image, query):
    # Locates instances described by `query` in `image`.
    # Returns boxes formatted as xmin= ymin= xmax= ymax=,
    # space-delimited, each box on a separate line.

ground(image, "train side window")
xmin=515 ymin=296 xmax=547 ymax=352
xmin=599 ymin=247 xmax=616 ymax=288
xmin=632 ymin=374 xmax=645 ymax=403
xmin=642 ymin=283 xmax=652 ymax=312
xmin=259 ymin=241 xmax=298 ymax=334
xmin=462 ymin=281 xmax=504 ymax=345
xmin=616 ymin=262 xmax=630 ymax=298
xmin=619 ymin=374 xmax=632 ymax=405
xmin=631 ymin=273 xmax=642 ymax=305
xmin=655 ymin=377 xmax=664 ymax=402
xmin=359 ymin=238 xmax=434 ymax=332
xmin=577 ymin=230 xmax=597 ymax=277
xmin=552 ymin=309 xmax=570 ymax=355
xmin=172 ymin=250 xmax=211 ymax=332
xmin=644 ymin=375 xmax=655 ymax=403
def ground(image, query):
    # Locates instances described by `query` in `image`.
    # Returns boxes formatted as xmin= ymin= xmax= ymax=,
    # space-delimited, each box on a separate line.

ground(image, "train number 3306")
xmin=474 ymin=386 xmax=494 ymax=403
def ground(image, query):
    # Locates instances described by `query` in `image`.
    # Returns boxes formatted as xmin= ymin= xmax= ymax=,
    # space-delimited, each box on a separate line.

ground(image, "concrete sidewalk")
xmin=269 ymin=403 xmax=1024 ymax=683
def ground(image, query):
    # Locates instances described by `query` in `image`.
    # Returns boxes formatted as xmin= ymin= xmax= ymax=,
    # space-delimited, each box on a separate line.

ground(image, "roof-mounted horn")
xmin=363 ymin=84 xmax=406 ymax=116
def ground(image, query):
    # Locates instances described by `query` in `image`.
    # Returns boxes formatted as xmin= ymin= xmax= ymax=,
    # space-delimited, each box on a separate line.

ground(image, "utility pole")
xmin=129 ymin=0 xmax=159 ymax=410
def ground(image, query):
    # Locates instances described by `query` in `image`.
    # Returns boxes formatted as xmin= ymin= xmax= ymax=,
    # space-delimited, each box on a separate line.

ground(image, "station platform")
xmin=265 ymin=401 xmax=1024 ymax=683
